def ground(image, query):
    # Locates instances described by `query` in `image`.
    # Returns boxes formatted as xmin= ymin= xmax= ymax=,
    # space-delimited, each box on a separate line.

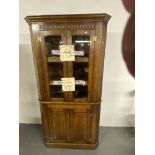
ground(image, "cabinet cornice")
xmin=25 ymin=13 xmax=111 ymax=24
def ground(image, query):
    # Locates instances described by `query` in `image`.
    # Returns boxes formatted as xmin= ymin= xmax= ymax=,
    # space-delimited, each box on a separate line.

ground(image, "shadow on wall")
xmin=126 ymin=90 xmax=135 ymax=127
xmin=101 ymin=81 xmax=135 ymax=127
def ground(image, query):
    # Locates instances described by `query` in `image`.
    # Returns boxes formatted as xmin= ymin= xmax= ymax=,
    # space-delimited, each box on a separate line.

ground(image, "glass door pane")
xmin=47 ymin=62 xmax=63 ymax=98
xmin=73 ymin=62 xmax=88 ymax=98
xmin=72 ymin=35 xmax=90 ymax=57
xmin=44 ymin=35 xmax=64 ymax=98
xmin=67 ymin=30 xmax=95 ymax=101
xmin=45 ymin=36 xmax=62 ymax=57
xmin=40 ymin=31 xmax=67 ymax=101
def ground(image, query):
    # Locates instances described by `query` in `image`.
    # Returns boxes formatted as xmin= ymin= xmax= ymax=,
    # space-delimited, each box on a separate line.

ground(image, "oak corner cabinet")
xmin=25 ymin=13 xmax=111 ymax=149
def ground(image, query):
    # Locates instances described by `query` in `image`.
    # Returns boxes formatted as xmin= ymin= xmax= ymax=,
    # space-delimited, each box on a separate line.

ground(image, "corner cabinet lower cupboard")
xmin=25 ymin=14 xmax=111 ymax=149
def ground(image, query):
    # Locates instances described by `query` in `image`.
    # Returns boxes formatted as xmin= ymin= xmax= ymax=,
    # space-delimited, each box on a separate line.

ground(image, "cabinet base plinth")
xmin=45 ymin=141 xmax=99 ymax=149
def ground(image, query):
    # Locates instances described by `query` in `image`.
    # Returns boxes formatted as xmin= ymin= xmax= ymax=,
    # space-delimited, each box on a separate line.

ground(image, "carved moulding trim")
xmin=39 ymin=23 xmax=95 ymax=30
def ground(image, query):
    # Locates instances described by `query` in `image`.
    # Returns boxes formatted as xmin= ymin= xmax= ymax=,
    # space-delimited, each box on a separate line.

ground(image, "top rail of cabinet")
xmin=25 ymin=13 xmax=111 ymax=24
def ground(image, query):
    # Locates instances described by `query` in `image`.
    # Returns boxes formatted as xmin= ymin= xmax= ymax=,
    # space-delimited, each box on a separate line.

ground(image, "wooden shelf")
xmin=47 ymin=56 xmax=61 ymax=62
xmin=47 ymin=56 xmax=88 ymax=63
xmin=75 ymin=57 xmax=88 ymax=62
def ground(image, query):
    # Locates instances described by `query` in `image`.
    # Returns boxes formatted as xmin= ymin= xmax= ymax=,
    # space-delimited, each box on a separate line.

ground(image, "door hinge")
xmin=93 ymin=36 xmax=97 ymax=42
xmin=38 ymin=36 xmax=41 ymax=43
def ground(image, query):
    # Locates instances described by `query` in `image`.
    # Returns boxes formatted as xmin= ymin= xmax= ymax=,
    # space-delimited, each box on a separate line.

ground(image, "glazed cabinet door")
xmin=39 ymin=29 xmax=96 ymax=102
xmin=66 ymin=30 xmax=95 ymax=102
xmin=39 ymin=30 xmax=69 ymax=101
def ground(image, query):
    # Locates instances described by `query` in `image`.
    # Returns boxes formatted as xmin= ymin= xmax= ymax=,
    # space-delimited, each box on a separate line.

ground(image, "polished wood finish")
xmin=47 ymin=57 xmax=89 ymax=63
xmin=25 ymin=13 xmax=110 ymax=149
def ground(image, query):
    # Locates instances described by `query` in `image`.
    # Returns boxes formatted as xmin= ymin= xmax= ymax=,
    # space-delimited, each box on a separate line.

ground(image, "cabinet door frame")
xmin=66 ymin=29 xmax=95 ymax=102
xmin=39 ymin=30 xmax=68 ymax=102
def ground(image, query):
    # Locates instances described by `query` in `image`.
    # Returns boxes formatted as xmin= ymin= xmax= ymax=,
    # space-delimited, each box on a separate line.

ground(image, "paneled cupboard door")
xmin=39 ymin=30 xmax=95 ymax=102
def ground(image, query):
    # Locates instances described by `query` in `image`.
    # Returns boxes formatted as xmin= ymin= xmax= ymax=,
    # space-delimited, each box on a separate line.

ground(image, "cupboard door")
xmin=42 ymin=104 xmax=67 ymax=143
xmin=69 ymin=105 xmax=100 ymax=144
xmin=42 ymin=103 xmax=95 ymax=144
xmin=67 ymin=30 xmax=95 ymax=102
xmin=39 ymin=31 xmax=68 ymax=101
xmin=69 ymin=108 xmax=90 ymax=143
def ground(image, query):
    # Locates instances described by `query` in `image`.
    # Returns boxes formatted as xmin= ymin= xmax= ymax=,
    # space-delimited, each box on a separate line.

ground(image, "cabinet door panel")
xmin=44 ymin=107 xmax=67 ymax=143
xmin=69 ymin=106 xmax=100 ymax=144
xmin=39 ymin=31 xmax=68 ymax=101
xmin=67 ymin=30 xmax=95 ymax=102
xmin=69 ymin=110 xmax=88 ymax=143
xmin=50 ymin=110 xmax=67 ymax=142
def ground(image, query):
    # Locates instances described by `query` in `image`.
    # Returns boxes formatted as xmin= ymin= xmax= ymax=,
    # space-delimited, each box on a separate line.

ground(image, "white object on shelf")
xmin=84 ymin=67 xmax=88 ymax=72
xmin=53 ymin=81 xmax=62 ymax=85
xmin=52 ymin=80 xmax=86 ymax=86
xmin=74 ymin=51 xmax=84 ymax=56
xmin=75 ymin=80 xmax=86 ymax=86
xmin=51 ymin=50 xmax=60 ymax=55
xmin=61 ymin=77 xmax=75 ymax=91
xmin=51 ymin=50 xmax=84 ymax=56
xmin=60 ymin=45 xmax=75 ymax=61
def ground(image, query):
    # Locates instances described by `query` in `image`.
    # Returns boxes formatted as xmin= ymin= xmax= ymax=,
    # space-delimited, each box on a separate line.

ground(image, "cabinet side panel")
xmin=41 ymin=104 xmax=51 ymax=143
xmin=90 ymin=104 xmax=100 ymax=143
xmin=98 ymin=24 xmax=108 ymax=100
xmin=29 ymin=24 xmax=46 ymax=100
xmin=92 ymin=22 xmax=108 ymax=102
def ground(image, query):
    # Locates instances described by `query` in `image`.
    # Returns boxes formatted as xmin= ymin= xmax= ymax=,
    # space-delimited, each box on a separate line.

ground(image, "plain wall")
xmin=19 ymin=0 xmax=135 ymax=127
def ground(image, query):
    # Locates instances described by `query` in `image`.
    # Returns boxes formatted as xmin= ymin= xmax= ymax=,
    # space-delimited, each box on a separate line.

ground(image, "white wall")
xmin=19 ymin=0 xmax=134 ymax=126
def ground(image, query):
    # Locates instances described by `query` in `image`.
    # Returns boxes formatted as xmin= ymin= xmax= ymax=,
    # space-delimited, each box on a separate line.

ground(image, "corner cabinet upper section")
xmin=25 ymin=14 xmax=111 ymax=102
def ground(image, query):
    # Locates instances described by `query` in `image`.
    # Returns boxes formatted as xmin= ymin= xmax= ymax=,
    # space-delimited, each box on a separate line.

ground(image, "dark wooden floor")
xmin=19 ymin=124 xmax=135 ymax=155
